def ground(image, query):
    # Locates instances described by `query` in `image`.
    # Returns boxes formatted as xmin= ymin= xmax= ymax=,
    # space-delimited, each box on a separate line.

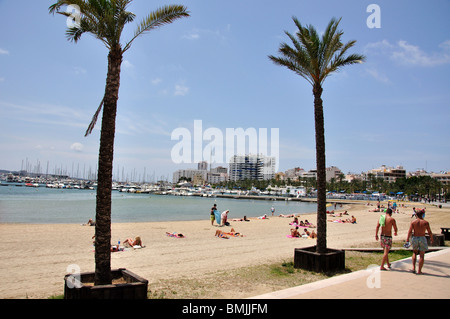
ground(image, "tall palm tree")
xmin=269 ymin=17 xmax=365 ymax=254
xmin=49 ymin=0 xmax=189 ymax=285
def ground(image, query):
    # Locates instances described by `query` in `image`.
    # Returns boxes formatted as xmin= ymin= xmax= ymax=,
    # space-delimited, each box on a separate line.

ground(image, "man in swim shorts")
xmin=406 ymin=209 xmax=433 ymax=274
xmin=375 ymin=208 xmax=398 ymax=270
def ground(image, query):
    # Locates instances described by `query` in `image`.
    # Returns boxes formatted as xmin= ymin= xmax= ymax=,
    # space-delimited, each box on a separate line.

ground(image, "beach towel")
xmin=214 ymin=209 xmax=221 ymax=225
xmin=379 ymin=214 xmax=386 ymax=227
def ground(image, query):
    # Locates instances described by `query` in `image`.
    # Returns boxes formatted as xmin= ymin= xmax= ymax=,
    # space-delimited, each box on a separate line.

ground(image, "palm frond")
xmin=123 ymin=5 xmax=189 ymax=52
xmin=85 ymin=97 xmax=104 ymax=137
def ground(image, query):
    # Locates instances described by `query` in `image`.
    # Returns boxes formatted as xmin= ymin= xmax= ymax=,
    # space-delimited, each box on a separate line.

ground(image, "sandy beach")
xmin=0 ymin=201 xmax=449 ymax=299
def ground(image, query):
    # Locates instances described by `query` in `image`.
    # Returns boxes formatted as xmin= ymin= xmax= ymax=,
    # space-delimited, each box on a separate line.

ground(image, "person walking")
xmin=406 ymin=209 xmax=433 ymax=274
xmin=375 ymin=208 xmax=398 ymax=270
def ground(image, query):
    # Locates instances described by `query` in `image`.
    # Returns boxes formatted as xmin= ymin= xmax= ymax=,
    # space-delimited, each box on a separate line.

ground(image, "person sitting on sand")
xmin=290 ymin=227 xmax=300 ymax=238
xmin=123 ymin=236 xmax=142 ymax=247
xmin=351 ymin=216 xmax=357 ymax=224
xmin=308 ymin=230 xmax=317 ymax=238
xmin=83 ymin=218 xmax=96 ymax=226
xmin=258 ymin=214 xmax=269 ymax=219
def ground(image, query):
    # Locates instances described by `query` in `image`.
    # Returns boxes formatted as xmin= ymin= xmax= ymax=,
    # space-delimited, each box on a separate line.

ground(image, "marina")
xmin=0 ymin=182 xmax=318 ymax=224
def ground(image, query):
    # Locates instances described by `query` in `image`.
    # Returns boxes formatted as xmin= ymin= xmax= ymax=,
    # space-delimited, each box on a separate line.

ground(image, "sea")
xmin=0 ymin=184 xmax=317 ymax=224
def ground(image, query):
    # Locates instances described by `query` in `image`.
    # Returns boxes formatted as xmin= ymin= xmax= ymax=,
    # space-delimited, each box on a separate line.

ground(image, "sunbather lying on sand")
xmin=279 ymin=214 xmax=295 ymax=218
xmin=166 ymin=232 xmax=185 ymax=238
xmin=215 ymin=228 xmax=243 ymax=239
xmin=231 ymin=216 xmax=250 ymax=222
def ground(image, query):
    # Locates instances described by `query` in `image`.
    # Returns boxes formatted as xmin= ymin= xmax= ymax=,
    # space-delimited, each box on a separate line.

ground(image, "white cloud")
xmin=365 ymin=39 xmax=450 ymax=67
xmin=182 ymin=32 xmax=200 ymax=40
xmin=73 ymin=66 xmax=87 ymax=75
xmin=151 ymin=78 xmax=162 ymax=85
xmin=182 ymin=26 xmax=230 ymax=42
xmin=122 ymin=60 xmax=134 ymax=69
xmin=174 ymin=84 xmax=189 ymax=96
xmin=365 ymin=68 xmax=391 ymax=84
xmin=70 ymin=142 xmax=84 ymax=152
xmin=0 ymin=48 xmax=9 ymax=55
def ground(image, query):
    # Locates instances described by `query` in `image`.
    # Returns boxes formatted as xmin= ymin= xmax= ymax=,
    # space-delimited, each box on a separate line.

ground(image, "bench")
xmin=441 ymin=228 xmax=450 ymax=241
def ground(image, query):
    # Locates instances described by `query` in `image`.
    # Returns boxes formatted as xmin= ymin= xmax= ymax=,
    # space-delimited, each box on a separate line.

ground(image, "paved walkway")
xmin=251 ymin=248 xmax=450 ymax=299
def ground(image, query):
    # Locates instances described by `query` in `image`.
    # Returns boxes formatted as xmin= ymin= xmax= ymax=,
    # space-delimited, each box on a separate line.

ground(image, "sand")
xmin=0 ymin=201 xmax=448 ymax=299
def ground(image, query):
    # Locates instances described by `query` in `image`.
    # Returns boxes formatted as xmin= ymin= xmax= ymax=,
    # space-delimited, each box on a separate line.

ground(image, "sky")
xmin=0 ymin=0 xmax=449 ymax=182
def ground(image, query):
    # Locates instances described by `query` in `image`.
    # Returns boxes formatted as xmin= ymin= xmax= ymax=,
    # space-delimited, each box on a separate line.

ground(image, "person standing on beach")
xmin=406 ymin=209 xmax=433 ymax=274
xmin=375 ymin=208 xmax=398 ymax=270
xmin=211 ymin=204 xmax=217 ymax=226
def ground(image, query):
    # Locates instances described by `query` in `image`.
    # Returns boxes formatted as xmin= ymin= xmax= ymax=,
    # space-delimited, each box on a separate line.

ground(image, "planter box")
xmin=294 ymin=246 xmax=345 ymax=273
xmin=426 ymin=234 xmax=445 ymax=247
xmin=64 ymin=268 xmax=148 ymax=299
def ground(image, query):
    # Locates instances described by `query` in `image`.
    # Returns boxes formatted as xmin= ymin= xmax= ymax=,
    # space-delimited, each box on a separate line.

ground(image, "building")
xmin=284 ymin=167 xmax=305 ymax=180
xmin=365 ymin=165 xmax=406 ymax=183
xmin=228 ymin=154 xmax=276 ymax=181
xmin=198 ymin=161 xmax=208 ymax=171
xmin=432 ymin=172 xmax=450 ymax=186
xmin=326 ymin=166 xmax=343 ymax=182
xmin=173 ymin=169 xmax=207 ymax=184
xmin=207 ymin=166 xmax=228 ymax=184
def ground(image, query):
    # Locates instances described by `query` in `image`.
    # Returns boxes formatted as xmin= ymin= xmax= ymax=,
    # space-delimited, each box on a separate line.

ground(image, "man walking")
xmin=406 ymin=209 xmax=433 ymax=274
xmin=375 ymin=208 xmax=398 ymax=270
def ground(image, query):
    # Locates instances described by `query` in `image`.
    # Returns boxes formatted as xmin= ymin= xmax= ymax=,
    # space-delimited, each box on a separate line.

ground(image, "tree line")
xmin=214 ymin=175 xmax=449 ymax=200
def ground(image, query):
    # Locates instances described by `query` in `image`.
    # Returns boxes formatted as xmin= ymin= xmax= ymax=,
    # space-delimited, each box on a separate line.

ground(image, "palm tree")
xmin=49 ymin=0 xmax=189 ymax=285
xmin=269 ymin=17 xmax=365 ymax=254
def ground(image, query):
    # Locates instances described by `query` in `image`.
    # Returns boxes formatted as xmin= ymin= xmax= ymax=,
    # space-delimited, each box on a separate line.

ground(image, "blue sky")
xmin=0 ymin=0 xmax=449 ymax=181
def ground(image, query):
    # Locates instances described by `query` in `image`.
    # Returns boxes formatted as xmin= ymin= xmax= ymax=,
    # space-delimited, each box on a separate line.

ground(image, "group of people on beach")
xmin=375 ymin=207 xmax=433 ymax=274
xmin=289 ymin=216 xmax=317 ymax=238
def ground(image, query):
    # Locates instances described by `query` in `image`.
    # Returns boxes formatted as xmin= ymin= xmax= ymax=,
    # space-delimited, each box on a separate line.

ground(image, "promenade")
xmin=251 ymin=248 xmax=450 ymax=299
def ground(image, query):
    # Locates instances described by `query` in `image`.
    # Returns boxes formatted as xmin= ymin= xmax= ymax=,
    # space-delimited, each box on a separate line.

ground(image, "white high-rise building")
xmin=228 ymin=155 xmax=276 ymax=181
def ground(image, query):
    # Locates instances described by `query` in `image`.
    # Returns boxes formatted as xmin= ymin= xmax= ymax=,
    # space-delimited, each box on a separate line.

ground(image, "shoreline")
xmin=0 ymin=201 xmax=448 ymax=299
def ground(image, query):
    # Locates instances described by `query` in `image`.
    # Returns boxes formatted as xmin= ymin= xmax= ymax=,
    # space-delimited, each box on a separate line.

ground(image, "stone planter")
xmin=426 ymin=234 xmax=445 ymax=247
xmin=294 ymin=246 xmax=345 ymax=273
xmin=64 ymin=268 xmax=148 ymax=299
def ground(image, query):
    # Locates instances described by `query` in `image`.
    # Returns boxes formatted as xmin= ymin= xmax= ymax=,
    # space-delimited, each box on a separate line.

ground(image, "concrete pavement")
xmin=251 ymin=248 xmax=450 ymax=299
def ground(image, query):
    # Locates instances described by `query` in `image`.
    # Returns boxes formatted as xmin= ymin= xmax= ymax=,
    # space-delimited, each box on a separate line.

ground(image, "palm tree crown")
xmin=269 ymin=17 xmax=365 ymax=86
xmin=50 ymin=0 xmax=189 ymax=53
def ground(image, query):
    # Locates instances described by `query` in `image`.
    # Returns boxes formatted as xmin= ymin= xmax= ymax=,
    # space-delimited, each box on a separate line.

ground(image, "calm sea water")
xmin=0 ymin=184 xmax=317 ymax=224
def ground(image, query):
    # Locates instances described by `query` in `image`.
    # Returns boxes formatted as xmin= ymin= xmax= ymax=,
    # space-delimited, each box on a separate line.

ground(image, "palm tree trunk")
xmin=94 ymin=46 xmax=122 ymax=286
xmin=313 ymin=83 xmax=327 ymax=254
